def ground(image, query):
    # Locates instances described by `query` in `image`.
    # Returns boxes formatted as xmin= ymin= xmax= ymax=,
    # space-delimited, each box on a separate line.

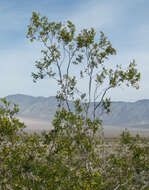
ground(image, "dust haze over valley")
xmin=4 ymin=94 xmax=149 ymax=137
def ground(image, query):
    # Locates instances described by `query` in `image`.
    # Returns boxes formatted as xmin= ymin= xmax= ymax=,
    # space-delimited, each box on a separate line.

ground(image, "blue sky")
xmin=0 ymin=0 xmax=149 ymax=101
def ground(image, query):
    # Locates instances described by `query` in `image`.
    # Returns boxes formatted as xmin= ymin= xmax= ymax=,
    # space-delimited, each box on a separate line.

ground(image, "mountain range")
xmin=3 ymin=94 xmax=149 ymax=129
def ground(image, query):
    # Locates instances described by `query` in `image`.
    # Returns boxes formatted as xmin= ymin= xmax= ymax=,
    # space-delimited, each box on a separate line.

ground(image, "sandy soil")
xmin=17 ymin=117 xmax=149 ymax=138
xmin=17 ymin=117 xmax=53 ymax=132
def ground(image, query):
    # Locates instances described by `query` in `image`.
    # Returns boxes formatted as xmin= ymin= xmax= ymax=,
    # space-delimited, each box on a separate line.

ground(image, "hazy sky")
xmin=0 ymin=0 xmax=149 ymax=101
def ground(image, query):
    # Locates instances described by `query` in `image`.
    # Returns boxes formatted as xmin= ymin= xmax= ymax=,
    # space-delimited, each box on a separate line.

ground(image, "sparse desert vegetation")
xmin=0 ymin=100 xmax=149 ymax=189
xmin=1 ymin=11 xmax=148 ymax=190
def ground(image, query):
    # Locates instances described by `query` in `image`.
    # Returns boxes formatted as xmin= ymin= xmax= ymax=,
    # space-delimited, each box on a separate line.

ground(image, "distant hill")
xmin=3 ymin=94 xmax=149 ymax=129
xmin=5 ymin=94 xmax=58 ymax=121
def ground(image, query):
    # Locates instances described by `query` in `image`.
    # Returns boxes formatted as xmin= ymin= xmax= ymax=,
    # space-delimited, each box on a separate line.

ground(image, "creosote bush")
xmin=0 ymin=99 xmax=148 ymax=189
xmin=0 ymin=12 xmax=148 ymax=190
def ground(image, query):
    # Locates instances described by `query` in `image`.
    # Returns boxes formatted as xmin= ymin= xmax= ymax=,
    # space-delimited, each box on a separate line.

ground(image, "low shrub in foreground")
xmin=0 ymin=99 xmax=149 ymax=190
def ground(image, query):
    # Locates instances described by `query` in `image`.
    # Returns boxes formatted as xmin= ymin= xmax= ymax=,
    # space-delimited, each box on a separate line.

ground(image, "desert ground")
xmin=17 ymin=117 xmax=149 ymax=138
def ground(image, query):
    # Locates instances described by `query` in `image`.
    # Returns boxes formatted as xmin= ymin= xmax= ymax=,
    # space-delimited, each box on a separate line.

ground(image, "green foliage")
xmin=26 ymin=12 xmax=140 ymax=122
xmin=0 ymin=98 xmax=25 ymax=141
xmin=0 ymin=99 xmax=149 ymax=189
xmin=0 ymin=12 xmax=145 ymax=189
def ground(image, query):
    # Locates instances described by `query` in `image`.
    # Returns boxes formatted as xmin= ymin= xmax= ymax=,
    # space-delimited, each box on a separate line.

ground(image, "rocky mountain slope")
xmin=3 ymin=94 xmax=149 ymax=129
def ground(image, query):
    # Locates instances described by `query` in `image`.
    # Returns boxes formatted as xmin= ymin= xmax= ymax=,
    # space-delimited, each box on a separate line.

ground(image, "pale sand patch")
xmin=17 ymin=117 xmax=53 ymax=133
xmin=103 ymin=125 xmax=149 ymax=138
xmin=17 ymin=117 xmax=149 ymax=137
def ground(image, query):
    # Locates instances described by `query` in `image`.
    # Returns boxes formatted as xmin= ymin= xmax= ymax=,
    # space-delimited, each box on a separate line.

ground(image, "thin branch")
xmin=93 ymin=85 xmax=113 ymax=119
